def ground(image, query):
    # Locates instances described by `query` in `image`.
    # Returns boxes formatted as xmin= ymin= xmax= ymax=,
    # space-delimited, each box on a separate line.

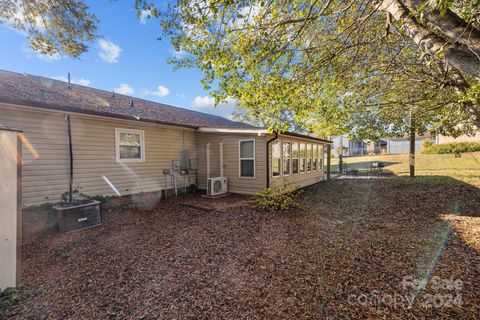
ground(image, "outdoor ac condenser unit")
xmin=207 ymin=177 xmax=227 ymax=196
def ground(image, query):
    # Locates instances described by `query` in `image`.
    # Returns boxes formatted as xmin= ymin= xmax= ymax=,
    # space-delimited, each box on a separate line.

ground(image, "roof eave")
xmin=0 ymin=98 xmax=199 ymax=130
xmin=279 ymin=132 xmax=332 ymax=144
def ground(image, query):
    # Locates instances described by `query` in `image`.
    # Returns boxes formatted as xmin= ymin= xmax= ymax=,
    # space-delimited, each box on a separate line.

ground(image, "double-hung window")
xmin=283 ymin=141 xmax=291 ymax=176
xmin=292 ymin=143 xmax=299 ymax=174
xmin=239 ymin=139 xmax=255 ymax=178
xmin=272 ymin=140 xmax=281 ymax=177
xmin=313 ymin=144 xmax=318 ymax=171
xmin=115 ymin=128 xmax=145 ymax=163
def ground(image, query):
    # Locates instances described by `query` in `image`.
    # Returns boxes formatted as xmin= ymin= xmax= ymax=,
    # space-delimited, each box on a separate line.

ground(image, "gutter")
xmin=265 ymin=132 xmax=279 ymax=188
xmin=198 ymin=127 xmax=268 ymax=134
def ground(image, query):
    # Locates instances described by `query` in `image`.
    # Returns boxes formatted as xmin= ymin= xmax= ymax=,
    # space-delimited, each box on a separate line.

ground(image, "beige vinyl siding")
xmin=196 ymin=132 xmax=266 ymax=194
xmin=70 ymin=116 xmax=196 ymax=198
xmin=0 ymin=104 xmax=196 ymax=206
xmin=1 ymin=104 xmax=70 ymax=206
xmin=438 ymin=132 xmax=480 ymax=144
xmin=268 ymin=134 xmax=327 ymax=190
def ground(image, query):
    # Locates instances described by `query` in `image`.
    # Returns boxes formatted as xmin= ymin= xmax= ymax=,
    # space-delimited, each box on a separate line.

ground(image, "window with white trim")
xmin=115 ymin=128 xmax=145 ymax=162
xmin=272 ymin=140 xmax=281 ymax=177
xmin=239 ymin=139 xmax=255 ymax=178
xmin=292 ymin=142 xmax=299 ymax=174
xmin=283 ymin=141 xmax=291 ymax=176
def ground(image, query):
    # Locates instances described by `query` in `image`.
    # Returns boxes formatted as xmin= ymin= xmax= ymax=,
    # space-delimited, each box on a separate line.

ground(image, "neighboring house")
xmin=385 ymin=134 xmax=434 ymax=154
xmin=330 ymin=135 xmax=365 ymax=157
xmin=0 ymin=70 xmax=331 ymax=207
xmin=436 ymin=131 xmax=480 ymax=144
xmin=330 ymin=135 xmax=386 ymax=156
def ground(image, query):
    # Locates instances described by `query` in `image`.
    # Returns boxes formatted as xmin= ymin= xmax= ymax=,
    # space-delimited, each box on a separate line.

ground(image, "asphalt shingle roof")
xmin=0 ymin=69 xmax=254 ymax=129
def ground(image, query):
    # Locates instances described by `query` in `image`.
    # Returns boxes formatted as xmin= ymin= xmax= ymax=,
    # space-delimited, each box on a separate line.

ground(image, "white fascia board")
xmin=198 ymin=127 xmax=268 ymax=135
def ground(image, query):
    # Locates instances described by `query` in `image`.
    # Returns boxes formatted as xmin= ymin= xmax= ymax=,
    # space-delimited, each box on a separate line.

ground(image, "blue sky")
xmin=0 ymin=0 xmax=236 ymax=119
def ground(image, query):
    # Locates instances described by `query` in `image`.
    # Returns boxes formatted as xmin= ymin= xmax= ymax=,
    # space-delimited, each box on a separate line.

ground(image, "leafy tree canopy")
xmin=1 ymin=0 xmax=479 ymax=140
xmin=137 ymin=0 xmax=480 ymax=139
xmin=0 ymin=0 xmax=98 ymax=58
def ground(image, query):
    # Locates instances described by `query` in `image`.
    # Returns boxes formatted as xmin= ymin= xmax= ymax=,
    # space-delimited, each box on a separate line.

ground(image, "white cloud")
xmin=234 ymin=5 xmax=263 ymax=27
xmin=51 ymin=76 xmax=90 ymax=86
xmin=191 ymin=95 xmax=216 ymax=108
xmin=20 ymin=44 xmax=61 ymax=61
xmin=5 ymin=1 xmax=47 ymax=34
xmin=114 ymin=83 xmax=134 ymax=95
xmin=139 ymin=10 xmax=151 ymax=24
xmin=37 ymin=52 xmax=61 ymax=61
xmin=143 ymin=85 xmax=170 ymax=97
xmin=190 ymin=96 xmax=238 ymax=119
xmin=98 ymin=39 xmax=121 ymax=63
xmin=152 ymin=85 xmax=170 ymax=97
xmin=170 ymin=48 xmax=187 ymax=58
xmin=191 ymin=96 xmax=237 ymax=108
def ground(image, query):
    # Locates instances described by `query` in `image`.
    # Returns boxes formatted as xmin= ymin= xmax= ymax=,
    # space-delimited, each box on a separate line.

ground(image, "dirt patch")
xmin=3 ymin=179 xmax=480 ymax=319
xmin=178 ymin=193 xmax=255 ymax=212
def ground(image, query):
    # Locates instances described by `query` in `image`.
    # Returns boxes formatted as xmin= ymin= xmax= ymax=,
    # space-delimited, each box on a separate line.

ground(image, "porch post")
xmin=0 ymin=127 xmax=22 ymax=290
xmin=326 ymin=144 xmax=331 ymax=180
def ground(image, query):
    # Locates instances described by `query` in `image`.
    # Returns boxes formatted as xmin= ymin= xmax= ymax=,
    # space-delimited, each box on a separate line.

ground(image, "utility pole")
xmin=409 ymin=108 xmax=416 ymax=178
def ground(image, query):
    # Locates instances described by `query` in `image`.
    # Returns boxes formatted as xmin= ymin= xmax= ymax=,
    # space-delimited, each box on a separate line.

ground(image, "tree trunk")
xmin=379 ymin=0 xmax=480 ymax=79
xmin=404 ymin=0 xmax=480 ymax=55
xmin=447 ymin=69 xmax=480 ymax=128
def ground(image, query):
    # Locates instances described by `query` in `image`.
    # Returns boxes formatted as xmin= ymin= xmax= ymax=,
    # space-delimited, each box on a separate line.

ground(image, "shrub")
xmin=256 ymin=183 xmax=301 ymax=212
xmin=0 ymin=287 xmax=18 ymax=316
xmin=423 ymin=139 xmax=433 ymax=149
xmin=423 ymin=142 xmax=480 ymax=154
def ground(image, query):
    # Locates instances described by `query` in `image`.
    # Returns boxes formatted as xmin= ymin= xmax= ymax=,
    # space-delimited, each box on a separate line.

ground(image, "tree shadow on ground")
xmin=301 ymin=176 xmax=479 ymax=318
xmin=331 ymin=161 xmax=400 ymax=175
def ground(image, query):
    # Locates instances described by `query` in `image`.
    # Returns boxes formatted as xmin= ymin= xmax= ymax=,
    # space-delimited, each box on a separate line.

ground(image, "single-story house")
xmin=330 ymin=135 xmax=364 ymax=156
xmin=330 ymin=135 xmax=387 ymax=156
xmin=385 ymin=134 xmax=434 ymax=154
xmin=436 ymin=131 xmax=480 ymax=144
xmin=0 ymin=70 xmax=331 ymax=207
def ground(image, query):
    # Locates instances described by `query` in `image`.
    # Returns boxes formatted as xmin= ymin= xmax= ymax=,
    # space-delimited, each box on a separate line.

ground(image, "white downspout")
xmin=206 ymin=143 xmax=211 ymax=178
xmin=219 ymin=142 xmax=224 ymax=177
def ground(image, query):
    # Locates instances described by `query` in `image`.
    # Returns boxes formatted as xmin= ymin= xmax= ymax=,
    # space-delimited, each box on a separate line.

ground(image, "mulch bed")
xmin=2 ymin=179 xmax=479 ymax=319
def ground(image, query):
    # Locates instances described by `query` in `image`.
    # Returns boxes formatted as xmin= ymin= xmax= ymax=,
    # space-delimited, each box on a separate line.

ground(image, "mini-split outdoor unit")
xmin=207 ymin=177 xmax=228 ymax=196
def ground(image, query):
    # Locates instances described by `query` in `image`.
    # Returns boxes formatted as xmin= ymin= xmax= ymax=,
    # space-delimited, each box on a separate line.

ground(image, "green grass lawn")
xmin=331 ymin=152 xmax=480 ymax=187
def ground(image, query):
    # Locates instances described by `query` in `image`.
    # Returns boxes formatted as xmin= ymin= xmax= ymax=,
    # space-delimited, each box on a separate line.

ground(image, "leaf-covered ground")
xmin=3 ymin=178 xmax=480 ymax=319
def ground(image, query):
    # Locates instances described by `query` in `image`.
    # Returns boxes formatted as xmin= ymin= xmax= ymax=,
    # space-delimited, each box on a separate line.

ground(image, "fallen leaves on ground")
xmin=3 ymin=178 xmax=480 ymax=319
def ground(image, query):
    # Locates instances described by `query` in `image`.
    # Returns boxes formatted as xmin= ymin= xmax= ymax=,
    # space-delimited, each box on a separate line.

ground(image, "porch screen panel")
xmin=300 ymin=143 xmax=306 ymax=173
xmin=283 ymin=141 xmax=291 ymax=175
xmin=272 ymin=141 xmax=281 ymax=177
xmin=292 ymin=143 xmax=299 ymax=174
